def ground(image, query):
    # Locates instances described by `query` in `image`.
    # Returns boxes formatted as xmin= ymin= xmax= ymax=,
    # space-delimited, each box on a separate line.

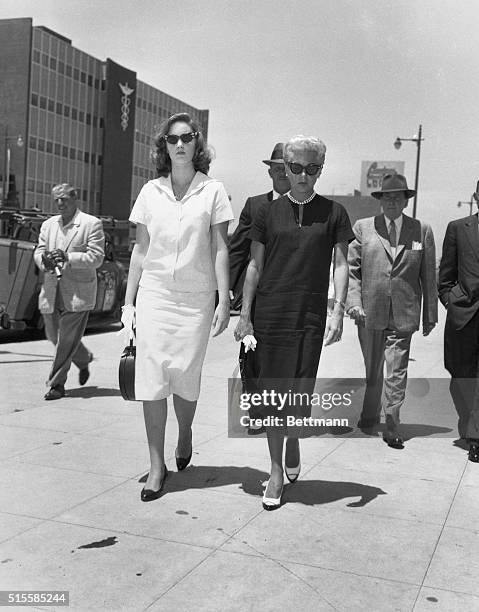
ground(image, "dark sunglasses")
xmin=164 ymin=132 xmax=198 ymax=145
xmin=287 ymin=162 xmax=323 ymax=176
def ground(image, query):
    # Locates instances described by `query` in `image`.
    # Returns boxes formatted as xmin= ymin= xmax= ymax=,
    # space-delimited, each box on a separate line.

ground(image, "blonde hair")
xmin=283 ymin=136 xmax=326 ymax=164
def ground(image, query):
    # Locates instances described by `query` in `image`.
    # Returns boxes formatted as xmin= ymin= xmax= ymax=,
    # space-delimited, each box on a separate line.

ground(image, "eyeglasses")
xmin=287 ymin=162 xmax=323 ymax=176
xmin=164 ymin=132 xmax=198 ymax=145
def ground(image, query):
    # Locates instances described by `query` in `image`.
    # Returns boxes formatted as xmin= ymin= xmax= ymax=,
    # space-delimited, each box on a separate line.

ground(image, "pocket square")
xmin=412 ymin=241 xmax=423 ymax=250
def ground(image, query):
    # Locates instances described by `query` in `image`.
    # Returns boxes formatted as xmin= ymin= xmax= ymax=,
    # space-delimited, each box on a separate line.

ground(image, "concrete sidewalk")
xmin=1 ymin=310 xmax=478 ymax=611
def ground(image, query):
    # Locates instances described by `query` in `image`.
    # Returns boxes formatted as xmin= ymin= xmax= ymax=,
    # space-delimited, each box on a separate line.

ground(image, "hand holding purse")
xmin=118 ymin=305 xmax=136 ymax=400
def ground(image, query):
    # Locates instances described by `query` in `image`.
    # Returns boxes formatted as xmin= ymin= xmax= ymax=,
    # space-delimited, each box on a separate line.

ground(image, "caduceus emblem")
xmin=119 ymin=82 xmax=135 ymax=131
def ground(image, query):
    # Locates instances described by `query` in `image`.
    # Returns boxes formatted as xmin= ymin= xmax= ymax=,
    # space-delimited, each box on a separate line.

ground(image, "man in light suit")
xmin=348 ymin=174 xmax=438 ymax=448
xmin=34 ymin=183 xmax=105 ymax=400
xmin=228 ymin=143 xmax=290 ymax=310
xmin=439 ymin=180 xmax=479 ymax=462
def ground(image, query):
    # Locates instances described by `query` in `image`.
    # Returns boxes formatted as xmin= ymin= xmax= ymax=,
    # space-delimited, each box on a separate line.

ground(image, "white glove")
xmin=242 ymin=334 xmax=257 ymax=352
xmin=117 ymin=304 xmax=136 ymax=342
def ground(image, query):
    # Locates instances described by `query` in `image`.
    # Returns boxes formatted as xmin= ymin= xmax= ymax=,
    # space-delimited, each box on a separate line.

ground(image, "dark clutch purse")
xmin=119 ymin=335 xmax=136 ymax=400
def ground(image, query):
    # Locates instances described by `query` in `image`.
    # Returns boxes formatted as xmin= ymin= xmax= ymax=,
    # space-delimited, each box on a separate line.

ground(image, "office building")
xmin=0 ymin=18 xmax=209 ymax=218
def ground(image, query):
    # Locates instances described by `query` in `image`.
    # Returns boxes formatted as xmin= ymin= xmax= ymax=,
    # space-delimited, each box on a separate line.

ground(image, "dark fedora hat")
xmin=371 ymin=173 xmax=416 ymax=200
xmin=262 ymin=143 xmax=285 ymax=166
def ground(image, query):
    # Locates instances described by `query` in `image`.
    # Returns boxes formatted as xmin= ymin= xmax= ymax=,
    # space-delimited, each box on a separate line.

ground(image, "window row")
xmin=30 ymin=92 xmax=104 ymax=128
xmin=27 ymin=179 xmax=101 ymax=203
xmin=134 ymin=166 xmax=156 ymax=180
xmin=32 ymin=49 xmax=103 ymax=90
xmin=29 ymin=136 xmax=102 ymax=166
xmin=136 ymin=97 xmax=174 ymax=118
xmin=135 ymin=131 xmax=155 ymax=146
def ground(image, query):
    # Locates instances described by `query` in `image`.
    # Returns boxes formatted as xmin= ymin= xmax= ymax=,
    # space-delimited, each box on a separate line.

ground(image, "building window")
xmin=82 ymin=189 xmax=87 ymax=201
xmin=56 ymin=101 xmax=62 ymax=115
xmin=38 ymin=138 xmax=45 ymax=152
xmin=94 ymin=77 xmax=99 ymax=89
xmin=80 ymin=71 xmax=86 ymax=84
xmin=29 ymin=136 xmax=37 ymax=149
xmin=71 ymin=107 xmax=78 ymax=121
xmin=48 ymin=99 xmax=55 ymax=113
xmin=73 ymin=67 xmax=80 ymax=81
xmin=41 ymin=53 xmax=48 ymax=67
xmin=77 ymin=150 xmax=83 ymax=161
xmin=92 ymin=115 xmax=97 ymax=128
xmin=62 ymin=145 xmax=68 ymax=157
xmin=97 ymin=155 xmax=102 ymax=166
xmin=54 ymin=142 xmax=61 ymax=156
xmin=49 ymin=57 xmax=57 ymax=71
xmin=87 ymin=74 xmax=93 ymax=87
xmin=63 ymin=105 xmax=70 ymax=118
xmin=69 ymin=148 xmax=76 ymax=160
xmin=58 ymin=61 xmax=65 ymax=75
xmin=33 ymin=49 xmax=40 ymax=63
xmin=86 ymin=113 xmax=91 ymax=125
xmin=79 ymin=110 xmax=84 ymax=122
xmin=39 ymin=96 xmax=47 ymax=110
xmin=27 ymin=178 xmax=35 ymax=191
xmin=46 ymin=141 xmax=53 ymax=154
xmin=84 ymin=151 xmax=90 ymax=163
xmin=66 ymin=64 xmax=72 ymax=78
xmin=31 ymin=92 xmax=38 ymax=106
xmin=99 ymin=117 xmax=104 ymax=128
xmin=91 ymin=153 xmax=96 ymax=165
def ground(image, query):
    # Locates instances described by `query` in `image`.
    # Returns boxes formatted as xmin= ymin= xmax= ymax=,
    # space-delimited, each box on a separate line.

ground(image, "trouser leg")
xmin=358 ymin=325 xmax=385 ymax=423
xmin=47 ymin=310 xmax=90 ymax=387
xmin=383 ymin=330 xmax=413 ymax=427
xmin=444 ymin=312 xmax=479 ymax=439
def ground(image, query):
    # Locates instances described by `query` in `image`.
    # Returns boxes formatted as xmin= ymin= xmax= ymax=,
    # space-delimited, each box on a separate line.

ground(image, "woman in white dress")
xmin=123 ymin=112 xmax=234 ymax=501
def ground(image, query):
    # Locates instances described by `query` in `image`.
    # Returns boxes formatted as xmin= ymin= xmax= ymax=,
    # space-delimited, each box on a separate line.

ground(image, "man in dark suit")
xmin=348 ymin=174 xmax=437 ymax=448
xmin=229 ymin=143 xmax=290 ymax=309
xmin=439 ymin=180 xmax=479 ymax=462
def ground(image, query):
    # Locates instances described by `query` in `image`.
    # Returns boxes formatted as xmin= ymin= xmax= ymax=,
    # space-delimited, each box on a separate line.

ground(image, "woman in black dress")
xmin=234 ymin=136 xmax=353 ymax=510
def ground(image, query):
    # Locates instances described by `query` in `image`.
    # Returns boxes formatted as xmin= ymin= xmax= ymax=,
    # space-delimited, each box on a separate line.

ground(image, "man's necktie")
xmin=389 ymin=220 xmax=397 ymax=249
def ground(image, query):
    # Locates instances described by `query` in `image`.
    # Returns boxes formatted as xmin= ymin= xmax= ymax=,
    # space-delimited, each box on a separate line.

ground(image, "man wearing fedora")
xmin=347 ymin=173 xmax=437 ymax=448
xmin=229 ymin=143 xmax=290 ymax=310
xmin=439 ymin=180 xmax=479 ymax=462
xmin=34 ymin=183 xmax=105 ymax=400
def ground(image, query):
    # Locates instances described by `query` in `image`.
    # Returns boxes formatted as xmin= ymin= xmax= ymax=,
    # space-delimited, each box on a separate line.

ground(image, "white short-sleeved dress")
xmin=129 ymin=172 xmax=234 ymax=401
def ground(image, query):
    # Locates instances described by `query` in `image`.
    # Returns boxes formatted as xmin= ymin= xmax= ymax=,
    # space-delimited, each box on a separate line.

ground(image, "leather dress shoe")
xmin=382 ymin=433 xmax=404 ymax=449
xmin=141 ymin=467 xmax=169 ymax=501
xmin=44 ymin=385 xmax=65 ymax=400
xmin=262 ymin=481 xmax=283 ymax=511
xmin=79 ymin=366 xmax=90 ymax=386
xmin=468 ymin=442 xmax=479 ymax=463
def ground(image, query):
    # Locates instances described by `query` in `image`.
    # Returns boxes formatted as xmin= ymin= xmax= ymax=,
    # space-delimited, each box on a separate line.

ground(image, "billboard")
xmin=360 ymin=161 xmax=405 ymax=196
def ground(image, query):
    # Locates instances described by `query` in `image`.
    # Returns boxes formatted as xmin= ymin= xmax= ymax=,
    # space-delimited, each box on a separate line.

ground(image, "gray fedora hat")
xmin=262 ymin=143 xmax=285 ymax=166
xmin=371 ymin=173 xmax=416 ymax=200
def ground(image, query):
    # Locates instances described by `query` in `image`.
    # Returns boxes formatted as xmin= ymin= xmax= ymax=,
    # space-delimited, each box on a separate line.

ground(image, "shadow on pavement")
xmin=67 ymin=386 xmax=121 ymax=398
xmin=394 ymin=423 xmax=453 ymax=440
xmin=138 ymin=465 xmax=386 ymax=507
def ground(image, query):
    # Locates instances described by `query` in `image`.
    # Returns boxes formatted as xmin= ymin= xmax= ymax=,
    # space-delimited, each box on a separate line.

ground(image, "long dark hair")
xmin=152 ymin=112 xmax=212 ymax=177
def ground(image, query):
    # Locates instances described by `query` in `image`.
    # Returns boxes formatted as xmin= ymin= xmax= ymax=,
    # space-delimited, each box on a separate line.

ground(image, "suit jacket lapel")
xmin=395 ymin=215 xmax=414 ymax=261
xmin=374 ymin=215 xmax=393 ymax=259
xmin=464 ymin=214 xmax=479 ymax=263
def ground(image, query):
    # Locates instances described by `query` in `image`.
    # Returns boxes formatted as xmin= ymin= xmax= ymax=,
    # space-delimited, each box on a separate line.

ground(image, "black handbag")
xmin=119 ymin=335 xmax=136 ymax=400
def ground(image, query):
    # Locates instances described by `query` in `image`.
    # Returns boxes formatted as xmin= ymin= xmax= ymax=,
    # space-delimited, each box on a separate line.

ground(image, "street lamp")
xmin=2 ymin=130 xmax=24 ymax=206
xmin=393 ymin=124 xmax=424 ymax=219
xmin=457 ymin=195 xmax=474 ymax=216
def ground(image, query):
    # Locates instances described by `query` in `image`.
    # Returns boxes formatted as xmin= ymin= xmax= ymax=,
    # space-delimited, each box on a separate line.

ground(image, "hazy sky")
xmin=2 ymin=0 xmax=479 ymax=242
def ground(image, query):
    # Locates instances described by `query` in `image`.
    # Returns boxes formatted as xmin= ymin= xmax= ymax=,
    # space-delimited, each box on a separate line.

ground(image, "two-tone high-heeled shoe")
xmin=285 ymin=440 xmax=301 ymax=483
xmin=262 ymin=480 xmax=283 ymax=511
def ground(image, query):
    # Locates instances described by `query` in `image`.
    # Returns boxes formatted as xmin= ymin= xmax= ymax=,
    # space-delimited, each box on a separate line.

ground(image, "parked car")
xmin=0 ymin=208 xmax=127 ymax=331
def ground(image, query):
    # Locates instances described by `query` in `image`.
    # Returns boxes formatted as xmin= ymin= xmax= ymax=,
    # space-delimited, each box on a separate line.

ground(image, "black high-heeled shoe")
xmin=140 ymin=467 xmax=168 ymax=502
xmin=175 ymin=447 xmax=192 ymax=471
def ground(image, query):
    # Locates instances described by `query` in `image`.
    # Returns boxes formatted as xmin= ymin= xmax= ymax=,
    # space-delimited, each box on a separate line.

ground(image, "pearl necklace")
xmin=287 ymin=191 xmax=316 ymax=205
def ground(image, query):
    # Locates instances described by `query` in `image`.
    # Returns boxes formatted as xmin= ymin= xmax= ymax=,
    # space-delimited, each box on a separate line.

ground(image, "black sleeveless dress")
xmin=248 ymin=194 xmax=354 ymax=418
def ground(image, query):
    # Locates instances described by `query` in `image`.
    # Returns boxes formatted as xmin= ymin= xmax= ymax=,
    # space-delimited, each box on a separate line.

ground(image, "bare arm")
xmin=211 ymin=221 xmax=230 ymax=337
xmin=234 ymin=240 xmax=264 ymax=341
xmin=124 ymin=223 xmax=149 ymax=306
xmin=324 ymin=241 xmax=349 ymax=346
